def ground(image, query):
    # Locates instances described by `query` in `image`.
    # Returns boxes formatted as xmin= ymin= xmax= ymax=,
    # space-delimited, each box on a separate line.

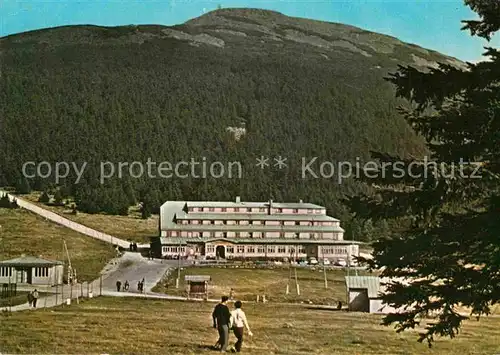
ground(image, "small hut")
xmin=0 ymin=255 xmax=64 ymax=286
xmin=345 ymin=275 xmax=409 ymax=314
xmin=185 ymin=275 xmax=211 ymax=300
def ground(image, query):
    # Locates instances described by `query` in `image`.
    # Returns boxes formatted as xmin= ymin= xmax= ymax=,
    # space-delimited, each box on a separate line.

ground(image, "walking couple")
xmin=212 ymin=295 xmax=253 ymax=353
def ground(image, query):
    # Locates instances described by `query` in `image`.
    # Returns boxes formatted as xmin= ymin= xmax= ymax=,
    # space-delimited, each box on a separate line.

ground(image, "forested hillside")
xmin=0 ymin=9 xmax=463 ymax=237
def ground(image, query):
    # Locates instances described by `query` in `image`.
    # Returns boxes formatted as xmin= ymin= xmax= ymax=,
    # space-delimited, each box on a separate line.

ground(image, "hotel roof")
xmin=160 ymin=199 xmax=337 ymax=229
xmin=185 ymin=201 xmax=325 ymax=209
xmin=174 ymin=211 xmax=339 ymax=222
xmin=163 ymin=224 xmax=344 ymax=233
xmin=159 ymin=237 xmax=362 ymax=245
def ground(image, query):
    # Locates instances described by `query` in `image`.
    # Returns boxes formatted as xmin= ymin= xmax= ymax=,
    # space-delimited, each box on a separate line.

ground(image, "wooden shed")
xmin=345 ymin=275 xmax=409 ymax=314
xmin=185 ymin=275 xmax=211 ymax=300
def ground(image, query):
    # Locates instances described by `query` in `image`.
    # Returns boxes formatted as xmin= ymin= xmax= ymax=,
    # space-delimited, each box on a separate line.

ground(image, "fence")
xmin=1 ymin=190 xmax=129 ymax=249
xmin=41 ymin=276 xmax=104 ymax=309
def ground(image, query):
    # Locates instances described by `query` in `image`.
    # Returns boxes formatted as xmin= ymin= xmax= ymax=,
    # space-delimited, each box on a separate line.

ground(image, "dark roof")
xmin=0 ymin=255 xmax=63 ymax=267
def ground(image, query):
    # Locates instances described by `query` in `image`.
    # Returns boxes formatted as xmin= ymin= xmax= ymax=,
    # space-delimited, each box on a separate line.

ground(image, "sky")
xmin=1 ymin=0 xmax=498 ymax=62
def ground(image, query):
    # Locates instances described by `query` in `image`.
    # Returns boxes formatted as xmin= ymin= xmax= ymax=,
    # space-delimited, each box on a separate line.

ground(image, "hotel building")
xmin=151 ymin=197 xmax=361 ymax=261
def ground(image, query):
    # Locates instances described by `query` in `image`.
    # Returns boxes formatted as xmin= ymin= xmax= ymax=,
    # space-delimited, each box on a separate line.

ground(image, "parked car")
xmin=337 ymin=259 xmax=347 ymax=267
xmin=308 ymin=257 xmax=318 ymax=265
xmin=320 ymin=258 xmax=331 ymax=266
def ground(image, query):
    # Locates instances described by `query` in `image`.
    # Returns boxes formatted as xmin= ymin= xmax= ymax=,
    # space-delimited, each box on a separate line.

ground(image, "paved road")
xmin=100 ymin=252 xmax=173 ymax=293
xmin=4 ymin=252 xmax=174 ymax=312
xmin=0 ymin=190 xmax=130 ymax=249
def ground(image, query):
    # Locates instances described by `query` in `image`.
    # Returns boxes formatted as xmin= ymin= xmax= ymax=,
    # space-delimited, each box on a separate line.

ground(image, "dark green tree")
xmin=345 ymin=0 xmax=500 ymax=346
xmin=0 ymin=194 xmax=11 ymax=208
xmin=53 ymin=190 xmax=64 ymax=206
xmin=15 ymin=177 xmax=31 ymax=194
xmin=38 ymin=191 xmax=51 ymax=204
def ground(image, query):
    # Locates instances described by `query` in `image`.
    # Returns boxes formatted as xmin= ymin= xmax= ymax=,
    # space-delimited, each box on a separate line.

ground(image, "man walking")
xmin=116 ymin=280 xmax=122 ymax=292
xmin=32 ymin=289 xmax=39 ymax=308
xmin=212 ymin=295 xmax=231 ymax=352
xmin=27 ymin=291 xmax=33 ymax=307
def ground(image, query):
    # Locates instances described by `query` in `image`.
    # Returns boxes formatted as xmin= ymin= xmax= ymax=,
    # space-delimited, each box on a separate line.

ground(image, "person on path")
xmin=124 ymin=280 xmax=129 ymax=291
xmin=27 ymin=291 xmax=33 ymax=307
xmin=32 ymin=289 xmax=39 ymax=308
xmin=116 ymin=280 xmax=122 ymax=292
xmin=229 ymin=300 xmax=253 ymax=353
xmin=212 ymin=295 xmax=231 ymax=352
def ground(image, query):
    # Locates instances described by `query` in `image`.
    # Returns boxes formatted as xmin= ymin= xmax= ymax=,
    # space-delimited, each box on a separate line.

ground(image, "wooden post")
xmin=294 ymin=265 xmax=299 ymax=295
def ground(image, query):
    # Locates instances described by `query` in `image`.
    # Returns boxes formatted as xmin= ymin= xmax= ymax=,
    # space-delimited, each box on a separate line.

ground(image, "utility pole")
xmin=322 ymin=246 xmax=328 ymax=289
xmin=294 ymin=245 xmax=300 ymax=295
xmin=176 ymin=239 xmax=181 ymax=288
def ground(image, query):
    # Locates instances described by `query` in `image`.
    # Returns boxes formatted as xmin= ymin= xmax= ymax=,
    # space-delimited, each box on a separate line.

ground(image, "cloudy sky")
xmin=2 ymin=0 xmax=498 ymax=62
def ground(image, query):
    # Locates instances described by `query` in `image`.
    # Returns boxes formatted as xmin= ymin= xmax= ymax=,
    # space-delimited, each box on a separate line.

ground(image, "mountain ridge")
xmin=0 ymin=8 xmax=451 ymax=227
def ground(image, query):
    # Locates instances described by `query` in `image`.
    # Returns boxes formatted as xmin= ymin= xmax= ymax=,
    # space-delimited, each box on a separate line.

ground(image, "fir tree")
xmin=345 ymin=0 xmax=500 ymax=346
xmin=38 ymin=191 xmax=51 ymax=204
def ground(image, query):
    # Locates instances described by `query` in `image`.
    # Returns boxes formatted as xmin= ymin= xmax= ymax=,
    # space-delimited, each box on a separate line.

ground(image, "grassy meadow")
xmin=1 ymin=297 xmax=499 ymax=354
xmin=153 ymin=266 xmax=373 ymax=304
xmin=0 ymin=208 xmax=115 ymax=281
xmin=21 ymin=192 xmax=158 ymax=243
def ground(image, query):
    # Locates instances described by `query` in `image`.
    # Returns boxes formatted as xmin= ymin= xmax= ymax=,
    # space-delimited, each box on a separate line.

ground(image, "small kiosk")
xmin=185 ymin=275 xmax=211 ymax=300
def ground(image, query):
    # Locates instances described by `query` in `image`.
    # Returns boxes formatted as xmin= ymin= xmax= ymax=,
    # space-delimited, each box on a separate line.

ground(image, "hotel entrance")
xmin=215 ymin=246 xmax=226 ymax=259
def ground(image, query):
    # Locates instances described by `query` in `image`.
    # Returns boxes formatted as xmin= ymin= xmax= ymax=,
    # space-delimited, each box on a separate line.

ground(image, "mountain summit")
xmin=0 ymin=9 xmax=461 ymax=218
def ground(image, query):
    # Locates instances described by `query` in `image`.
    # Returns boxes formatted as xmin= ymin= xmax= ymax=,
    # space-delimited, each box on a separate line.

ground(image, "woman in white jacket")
xmin=230 ymin=300 xmax=253 ymax=352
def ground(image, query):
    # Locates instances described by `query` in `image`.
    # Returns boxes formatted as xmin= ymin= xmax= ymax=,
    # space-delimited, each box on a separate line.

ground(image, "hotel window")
xmin=207 ymin=245 xmax=215 ymax=253
xmin=188 ymin=207 xmax=194 ymax=212
xmin=308 ymin=209 xmax=313 ymax=214
xmin=235 ymin=232 xmax=240 ymax=238
xmin=209 ymin=207 xmax=215 ymax=212
xmin=278 ymin=246 xmax=286 ymax=253
xmin=293 ymin=209 xmax=299 ymax=213
xmin=210 ymin=232 xmax=215 ymax=238
xmin=247 ymin=208 xmax=252 ymax=212
xmin=279 ymin=232 xmax=285 ymax=238
xmin=223 ymin=232 xmax=228 ymax=238
xmin=249 ymin=232 xmax=253 ymax=238
xmin=280 ymin=221 xmax=285 ymax=225
xmin=227 ymin=246 xmax=234 ymax=253
xmin=234 ymin=208 xmax=240 ymax=212
xmin=237 ymin=246 xmax=245 ymax=253
xmin=200 ymin=207 xmax=204 ymax=212
xmin=247 ymin=246 xmax=255 ymax=253
xmin=267 ymin=246 xmax=275 ymax=253
xmin=259 ymin=208 xmax=266 ymax=212
xmin=221 ymin=207 xmax=227 ymax=212
xmin=295 ymin=221 xmax=300 ymax=225
xmin=299 ymin=246 xmax=306 ymax=254
xmin=211 ymin=220 xmax=215 ymax=225
xmin=235 ymin=221 xmax=240 ymax=225
xmin=295 ymin=232 xmax=300 ymax=239
xmin=277 ymin=208 xmax=283 ymax=213
xmin=257 ymin=246 xmax=265 ymax=253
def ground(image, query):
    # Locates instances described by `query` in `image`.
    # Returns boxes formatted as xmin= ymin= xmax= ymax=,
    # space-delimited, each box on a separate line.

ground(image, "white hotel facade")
xmin=152 ymin=197 xmax=361 ymax=261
